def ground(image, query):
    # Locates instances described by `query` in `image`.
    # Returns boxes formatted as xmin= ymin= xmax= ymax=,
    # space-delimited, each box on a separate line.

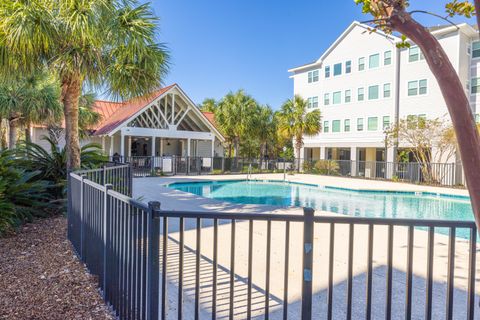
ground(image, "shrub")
xmin=314 ymin=160 xmax=340 ymax=175
xmin=17 ymin=137 xmax=107 ymax=201
xmin=0 ymin=149 xmax=51 ymax=235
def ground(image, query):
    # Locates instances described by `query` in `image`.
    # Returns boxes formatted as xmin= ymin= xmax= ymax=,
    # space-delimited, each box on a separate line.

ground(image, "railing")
xmin=75 ymin=163 xmax=133 ymax=196
xmin=109 ymin=155 xmax=464 ymax=187
xmin=68 ymin=168 xmax=478 ymax=319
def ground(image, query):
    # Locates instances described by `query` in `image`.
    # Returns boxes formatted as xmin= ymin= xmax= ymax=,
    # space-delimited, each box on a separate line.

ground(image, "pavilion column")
xmin=128 ymin=136 xmax=132 ymax=157
xmin=211 ymin=139 xmax=215 ymax=157
xmin=101 ymin=136 xmax=105 ymax=152
xmin=160 ymin=138 xmax=164 ymax=157
xmin=109 ymin=135 xmax=114 ymax=157
xmin=120 ymin=132 xmax=125 ymax=158
xmin=151 ymin=136 xmax=156 ymax=157
xmin=187 ymin=138 xmax=191 ymax=157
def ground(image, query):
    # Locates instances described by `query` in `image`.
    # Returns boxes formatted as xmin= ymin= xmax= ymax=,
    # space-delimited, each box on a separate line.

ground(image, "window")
xmin=357 ymin=118 xmax=364 ymax=131
xmin=409 ymin=46 xmax=424 ymax=62
xmin=383 ymin=83 xmax=391 ymax=98
xmin=324 ymin=93 xmax=330 ymax=105
xmin=323 ymin=121 xmax=329 ymax=133
xmin=345 ymin=90 xmax=351 ymax=103
xmin=472 ymin=77 xmax=480 ymax=94
xmin=473 ymin=41 xmax=480 ymax=58
xmin=325 ymin=66 xmax=330 ymax=78
xmin=369 ymin=54 xmax=380 ymax=69
xmin=466 ymin=80 xmax=470 ymax=92
xmin=358 ymin=57 xmax=365 ymax=71
xmin=476 ymin=114 xmax=480 ymax=123
xmin=368 ymin=85 xmax=379 ymax=100
xmin=333 ymin=91 xmax=341 ymax=104
xmin=307 ymin=96 xmax=318 ymax=109
xmin=332 ymin=120 xmax=341 ymax=132
xmin=383 ymin=116 xmax=390 ymax=129
xmin=408 ymin=80 xmax=427 ymax=96
xmin=344 ymin=119 xmax=351 ymax=132
xmin=368 ymin=117 xmax=378 ymax=131
xmin=419 ymin=79 xmax=427 ymax=95
xmin=333 ymin=63 xmax=342 ymax=76
xmin=408 ymin=81 xmax=418 ymax=96
xmin=384 ymin=50 xmax=392 ymax=65
xmin=346 ymin=60 xmax=352 ymax=73
xmin=308 ymin=70 xmax=319 ymax=83
xmin=358 ymin=87 xmax=365 ymax=101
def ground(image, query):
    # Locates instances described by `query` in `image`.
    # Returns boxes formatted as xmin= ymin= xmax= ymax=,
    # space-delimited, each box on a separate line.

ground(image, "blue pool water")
xmin=167 ymin=180 xmax=475 ymax=237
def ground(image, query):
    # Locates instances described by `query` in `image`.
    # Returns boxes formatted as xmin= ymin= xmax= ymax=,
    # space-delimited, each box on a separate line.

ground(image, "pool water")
xmin=167 ymin=180 xmax=474 ymax=237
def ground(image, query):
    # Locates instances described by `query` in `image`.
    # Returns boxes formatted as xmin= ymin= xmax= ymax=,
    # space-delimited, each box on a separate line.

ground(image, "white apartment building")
xmin=289 ymin=21 xmax=479 ymax=172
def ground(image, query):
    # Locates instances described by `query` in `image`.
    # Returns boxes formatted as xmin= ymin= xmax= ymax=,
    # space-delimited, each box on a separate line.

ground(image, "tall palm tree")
xmin=278 ymin=95 xmax=322 ymax=169
xmin=216 ymin=90 xmax=258 ymax=157
xmin=0 ymin=72 xmax=62 ymax=148
xmin=199 ymin=98 xmax=217 ymax=113
xmin=0 ymin=1 xmax=169 ymax=169
xmin=256 ymin=105 xmax=276 ymax=160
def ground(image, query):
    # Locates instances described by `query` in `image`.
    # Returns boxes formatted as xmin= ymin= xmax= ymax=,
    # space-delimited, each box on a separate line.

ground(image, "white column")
xmin=160 ymin=138 xmax=164 ymax=157
xmin=101 ymin=136 xmax=105 ymax=151
xmin=386 ymin=146 xmax=395 ymax=179
xmin=320 ymin=146 xmax=326 ymax=160
xmin=109 ymin=135 xmax=114 ymax=156
xmin=120 ymin=132 xmax=125 ymax=157
xmin=187 ymin=138 xmax=191 ymax=157
xmin=350 ymin=146 xmax=357 ymax=176
xmin=151 ymin=137 xmax=156 ymax=157
xmin=128 ymin=136 xmax=132 ymax=157
xmin=211 ymin=139 xmax=215 ymax=157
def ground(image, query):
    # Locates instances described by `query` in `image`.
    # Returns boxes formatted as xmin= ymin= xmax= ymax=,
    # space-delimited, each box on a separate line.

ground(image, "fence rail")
xmin=68 ymin=167 xmax=477 ymax=319
xmin=110 ymin=155 xmax=464 ymax=187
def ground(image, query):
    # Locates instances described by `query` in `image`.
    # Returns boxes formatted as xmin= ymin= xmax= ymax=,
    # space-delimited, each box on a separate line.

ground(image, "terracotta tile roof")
xmin=93 ymin=84 xmax=176 ymax=136
xmin=201 ymin=111 xmax=217 ymax=128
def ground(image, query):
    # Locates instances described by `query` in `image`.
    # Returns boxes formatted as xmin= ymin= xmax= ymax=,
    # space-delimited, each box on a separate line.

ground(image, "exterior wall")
xmin=292 ymin=22 xmax=478 ymax=165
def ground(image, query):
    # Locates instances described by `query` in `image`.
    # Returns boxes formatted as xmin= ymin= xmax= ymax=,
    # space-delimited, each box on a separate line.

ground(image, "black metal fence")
xmin=68 ymin=167 xmax=477 ymax=319
xmin=109 ymin=155 xmax=464 ymax=187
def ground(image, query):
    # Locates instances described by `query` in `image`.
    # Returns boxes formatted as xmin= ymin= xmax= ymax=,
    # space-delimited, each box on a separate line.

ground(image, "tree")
xmin=199 ymin=98 xmax=218 ymax=113
xmin=386 ymin=116 xmax=457 ymax=183
xmin=216 ymin=90 xmax=259 ymax=157
xmin=0 ymin=72 xmax=62 ymax=148
xmin=277 ymin=95 xmax=322 ymax=170
xmin=0 ymin=1 xmax=169 ymax=170
xmin=355 ymin=0 xmax=480 ymax=227
xmin=255 ymin=105 xmax=276 ymax=160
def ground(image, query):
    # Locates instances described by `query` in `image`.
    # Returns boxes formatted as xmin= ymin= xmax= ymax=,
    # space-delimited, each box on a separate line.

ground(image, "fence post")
xmin=128 ymin=163 xmax=133 ymax=197
xmin=301 ymin=207 xmax=315 ymax=320
xmin=80 ymin=175 xmax=85 ymax=260
xmin=103 ymin=184 xmax=113 ymax=300
xmin=147 ymin=201 xmax=161 ymax=320
xmin=102 ymin=166 xmax=107 ymax=185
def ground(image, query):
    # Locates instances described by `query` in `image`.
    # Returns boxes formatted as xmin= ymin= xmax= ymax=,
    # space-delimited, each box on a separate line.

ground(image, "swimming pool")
xmin=167 ymin=179 xmax=474 ymax=226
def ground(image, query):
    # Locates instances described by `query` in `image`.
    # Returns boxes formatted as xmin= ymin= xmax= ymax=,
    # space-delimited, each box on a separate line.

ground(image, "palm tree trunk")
xmin=25 ymin=122 xmax=32 ymax=143
xmin=390 ymin=10 xmax=480 ymax=226
xmin=8 ymin=118 xmax=18 ymax=149
xmin=62 ymin=75 xmax=82 ymax=170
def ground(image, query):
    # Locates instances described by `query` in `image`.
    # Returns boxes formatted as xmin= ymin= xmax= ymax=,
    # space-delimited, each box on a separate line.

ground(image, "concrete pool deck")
xmin=132 ymin=174 xmax=478 ymax=319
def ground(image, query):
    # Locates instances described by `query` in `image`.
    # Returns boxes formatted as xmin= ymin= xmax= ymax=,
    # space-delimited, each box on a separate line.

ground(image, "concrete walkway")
xmin=133 ymin=174 xmax=478 ymax=319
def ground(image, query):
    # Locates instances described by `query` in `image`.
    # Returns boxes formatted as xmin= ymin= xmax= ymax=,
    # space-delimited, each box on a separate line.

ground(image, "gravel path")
xmin=0 ymin=216 xmax=113 ymax=320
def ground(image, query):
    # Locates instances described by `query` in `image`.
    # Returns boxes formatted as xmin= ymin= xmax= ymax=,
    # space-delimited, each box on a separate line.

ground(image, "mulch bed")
xmin=0 ymin=216 xmax=114 ymax=320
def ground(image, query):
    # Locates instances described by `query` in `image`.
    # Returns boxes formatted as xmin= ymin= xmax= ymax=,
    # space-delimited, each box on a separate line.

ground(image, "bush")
xmin=303 ymin=159 xmax=340 ymax=175
xmin=17 ymin=137 xmax=107 ymax=201
xmin=0 ymin=149 xmax=51 ymax=236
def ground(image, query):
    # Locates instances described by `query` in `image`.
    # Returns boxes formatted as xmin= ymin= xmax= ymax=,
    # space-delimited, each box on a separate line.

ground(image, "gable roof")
xmin=92 ymin=84 xmax=225 ymax=141
xmin=93 ymin=85 xmax=175 ymax=136
xmin=288 ymin=21 xmax=400 ymax=73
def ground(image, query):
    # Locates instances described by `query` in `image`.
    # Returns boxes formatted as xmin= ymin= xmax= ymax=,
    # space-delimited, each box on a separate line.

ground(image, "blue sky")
xmin=150 ymin=1 xmax=471 ymax=109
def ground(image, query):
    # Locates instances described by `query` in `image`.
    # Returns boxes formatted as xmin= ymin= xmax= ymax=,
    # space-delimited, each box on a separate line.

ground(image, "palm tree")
xmin=216 ymin=90 xmax=258 ymax=157
xmin=0 ymin=72 xmax=62 ymax=148
xmin=0 ymin=1 xmax=169 ymax=170
xmin=255 ymin=105 xmax=276 ymax=160
xmin=278 ymin=95 xmax=322 ymax=170
xmin=199 ymin=98 xmax=218 ymax=113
